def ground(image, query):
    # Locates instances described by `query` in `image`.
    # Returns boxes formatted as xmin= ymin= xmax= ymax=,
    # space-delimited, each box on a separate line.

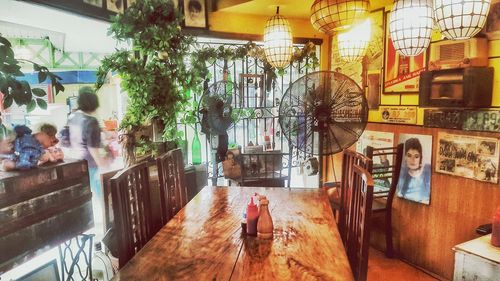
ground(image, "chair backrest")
xmin=240 ymin=149 xmax=292 ymax=188
xmin=156 ymin=148 xmax=188 ymax=224
xmin=345 ymin=164 xmax=374 ymax=281
xmin=338 ymin=149 xmax=372 ymax=242
xmin=109 ymin=161 xmax=153 ymax=268
xmin=365 ymin=144 xmax=404 ymax=208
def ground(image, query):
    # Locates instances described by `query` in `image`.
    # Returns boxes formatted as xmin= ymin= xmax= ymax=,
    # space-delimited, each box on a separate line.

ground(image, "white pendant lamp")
xmin=389 ymin=0 xmax=433 ymax=57
xmin=337 ymin=19 xmax=372 ymax=62
xmin=434 ymin=0 xmax=491 ymax=40
xmin=263 ymin=7 xmax=293 ymax=68
xmin=310 ymin=0 xmax=370 ymax=34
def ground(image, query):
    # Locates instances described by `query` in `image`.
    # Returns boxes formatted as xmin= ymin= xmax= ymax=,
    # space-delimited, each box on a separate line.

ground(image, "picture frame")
xmin=486 ymin=0 xmax=500 ymax=40
xmin=383 ymin=11 xmax=427 ymax=94
xmin=17 ymin=259 xmax=60 ymax=281
xmin=181 ymin=0 xmax=208 ymax=29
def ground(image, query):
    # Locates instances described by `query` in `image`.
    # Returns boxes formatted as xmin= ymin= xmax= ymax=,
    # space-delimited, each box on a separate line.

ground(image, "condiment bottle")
xmin=257 ymin=196 xmax=273 ymax=239
xmin=241 ymin=211 xmax=247 ymax=235
xmin=492 ymin=206 xmax=500 ymax=247
xmin=246 ymin=197 xmax=259 ymax=236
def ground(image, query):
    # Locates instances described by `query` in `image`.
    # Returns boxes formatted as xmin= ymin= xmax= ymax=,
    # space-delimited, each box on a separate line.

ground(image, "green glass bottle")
xmin=191 ymin=131 xmax=202 ymax=165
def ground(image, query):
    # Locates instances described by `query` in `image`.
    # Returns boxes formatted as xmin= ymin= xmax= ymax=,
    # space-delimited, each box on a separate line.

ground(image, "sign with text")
xmin=380 ymin=106 xmax=417 ymax=124
xmin=423 ymin=109 xmax=463 ymax=129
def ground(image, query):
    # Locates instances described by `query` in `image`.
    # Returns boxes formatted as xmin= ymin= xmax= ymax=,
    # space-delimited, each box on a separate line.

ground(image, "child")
xmin=1 ymin=123 xmax=64 ymax=171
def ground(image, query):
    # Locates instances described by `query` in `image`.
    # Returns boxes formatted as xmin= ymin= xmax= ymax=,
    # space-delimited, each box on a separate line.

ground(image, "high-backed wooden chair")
xmin=335 ymin=149 xmax=372 ymax=243
xmin=345 ymin=164 xmax=374 ymax=281
xmin=365 ymin=144 xmax=403 ymax=258
xmin=156 ymin=148 xmax=188 ymax=225
xmin=109 ymin=161 xmax=153 ymax=268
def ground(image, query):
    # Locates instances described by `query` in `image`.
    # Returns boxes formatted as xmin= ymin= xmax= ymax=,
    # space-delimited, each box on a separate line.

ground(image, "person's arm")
xmin=86 ymin=118 xmax=107 ymax=168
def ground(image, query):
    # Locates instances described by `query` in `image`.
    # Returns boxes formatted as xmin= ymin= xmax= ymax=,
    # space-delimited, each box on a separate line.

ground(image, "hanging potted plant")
xmin=96 ymin=0 xmax=204 ymax=165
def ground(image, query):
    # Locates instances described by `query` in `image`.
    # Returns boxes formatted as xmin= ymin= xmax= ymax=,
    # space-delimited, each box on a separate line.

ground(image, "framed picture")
xmin=363 ymin=8 xmax=385 ymax=109
xmin=486 ymin=0 xmax=500 ymax=40
xmin=17 ymin=259 xmax=60 ymax=281
xmin=436 ymin=133 xmax=499 ymax=184
xmin=183 ymin=0 xmax=208 ymax=28
xmin=83 ymin=0 xmax=103 ymax=8
xmin=397 ymin=134 xmax=433 ymax=205
xmin=106 ymin=0 xmax=124 ymax=13
xmin=383 ymin=11 xmax=427 ymax=93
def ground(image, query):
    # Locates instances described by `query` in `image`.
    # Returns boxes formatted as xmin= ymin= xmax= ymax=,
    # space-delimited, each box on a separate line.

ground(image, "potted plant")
xmin=0 ymin=36 xmax=64 ymax=112
xmin=96 ymin=0 xmax=204 ymax=165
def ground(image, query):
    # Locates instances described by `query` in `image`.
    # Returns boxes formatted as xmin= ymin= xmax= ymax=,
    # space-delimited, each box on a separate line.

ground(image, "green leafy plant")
xmin=0 ymin=36 xmax=64 ymax=112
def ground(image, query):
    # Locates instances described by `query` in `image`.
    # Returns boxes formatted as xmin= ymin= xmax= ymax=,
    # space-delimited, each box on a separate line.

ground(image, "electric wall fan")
xmin=198 ymin=80 xmax=241 ymax=183
xmin=278 ymin=71 xmax=368 ymax=180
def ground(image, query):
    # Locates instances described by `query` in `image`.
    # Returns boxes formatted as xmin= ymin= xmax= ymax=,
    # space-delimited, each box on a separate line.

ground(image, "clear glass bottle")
xmin=92 ymin=242 xmax=114 ymax=281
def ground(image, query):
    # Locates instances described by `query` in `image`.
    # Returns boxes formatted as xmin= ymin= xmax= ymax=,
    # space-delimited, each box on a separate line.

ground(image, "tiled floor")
xmin=368 ymin=248 xmax=439 ymax=281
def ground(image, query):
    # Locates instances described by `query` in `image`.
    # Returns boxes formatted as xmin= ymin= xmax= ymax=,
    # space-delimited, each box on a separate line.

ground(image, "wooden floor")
xmin=368 ymin=248 xmax=439 ymax=281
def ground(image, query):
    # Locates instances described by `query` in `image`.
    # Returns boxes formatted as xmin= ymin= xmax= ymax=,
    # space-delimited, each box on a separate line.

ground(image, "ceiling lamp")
xmin=263 ymin=7 xmax=293 ymax=68
xmin=337 ymin=19 xmax=371 ymax=62
xmin=389 ymin=0 xmax=433 ymax=57
xmin=434 ymin=0 xmax=491 ymax=40
xmin=310 ymin=0 xmax=370 ymax=34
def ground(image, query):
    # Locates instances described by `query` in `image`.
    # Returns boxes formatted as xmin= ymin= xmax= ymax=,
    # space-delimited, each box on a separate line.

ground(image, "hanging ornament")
xmin=263 ymin=7 xmax=293 ymax=68
xmin=389 ymin=0 xmax=434 ymax=57
xmin=337 ymin=19 xmax=371 ymax=62
xmin=434 ymin=0 xmax=491 ymax=40
xmin=310 ymin=0 xmax=370 ymax=34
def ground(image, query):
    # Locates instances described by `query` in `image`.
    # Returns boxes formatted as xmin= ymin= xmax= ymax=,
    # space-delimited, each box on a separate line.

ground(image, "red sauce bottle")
xmin=492 ymin=207 xmax=500 ymax=247
xmin=246 ymin=197 xmax=259 ymax=236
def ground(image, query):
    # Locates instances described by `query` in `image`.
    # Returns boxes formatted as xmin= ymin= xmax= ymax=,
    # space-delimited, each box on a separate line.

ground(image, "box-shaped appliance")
xmin=419 ymin=67 xmax=493 ymax=108
xmin=429 ymin=38 xmax=488 ymax=70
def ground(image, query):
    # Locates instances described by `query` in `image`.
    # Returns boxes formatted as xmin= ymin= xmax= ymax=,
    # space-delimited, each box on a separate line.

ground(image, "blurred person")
xmin=397 ymin=138 xmax=431 ymax=204
xmin=67 ymin=86 xmax=107 ymax=234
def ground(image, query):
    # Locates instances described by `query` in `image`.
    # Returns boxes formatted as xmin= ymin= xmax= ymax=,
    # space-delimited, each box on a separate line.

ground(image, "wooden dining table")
xmin=112 ymin=186 xmax=353 ymax=281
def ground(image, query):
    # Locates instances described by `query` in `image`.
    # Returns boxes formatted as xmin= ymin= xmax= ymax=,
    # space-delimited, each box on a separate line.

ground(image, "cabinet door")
xmin=454 ymin=251 xmax=500 ymax=281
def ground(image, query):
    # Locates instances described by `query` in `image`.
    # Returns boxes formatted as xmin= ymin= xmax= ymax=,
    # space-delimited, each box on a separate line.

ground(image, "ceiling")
xmin=218 ymin=0 xmax=391 ymax=19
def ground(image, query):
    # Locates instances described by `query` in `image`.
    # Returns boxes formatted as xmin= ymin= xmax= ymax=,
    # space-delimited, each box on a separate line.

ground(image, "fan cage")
xmin=389 ymin=0 xmax=433 ymax=57
xmin=434 ymin=0 xmax=491 ymax=40
xmin=310 ymin=0 xmax=370 ymax=34
xmin=263 ymin=14 xmax=293 ymax=69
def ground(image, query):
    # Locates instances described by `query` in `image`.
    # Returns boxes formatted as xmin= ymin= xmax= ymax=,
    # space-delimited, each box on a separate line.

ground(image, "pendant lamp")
xmin=434 ymin=0 xmax=491 ymax=40
xmin=263 ymin=7 xmax=293 ymax=68
xmin=337 ymin=19 xmax=371 ymax=62
xmin=389 ymin=0 xmax=433 ymax=57
xmin=310 ymin=0 xmax=370 ymax=34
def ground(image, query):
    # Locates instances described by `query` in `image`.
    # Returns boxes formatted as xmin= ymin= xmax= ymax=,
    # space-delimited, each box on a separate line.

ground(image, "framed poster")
xmin=83 ymin=0 xmax=103 ymax=8
xmin=436 ymin=133 xmax=499 ymax=184
xmin=463 ymin=110 xmax=500 ymax=133
xmin=397 ymin=134 xmax=433 ymax=205
xmin=183 ymin=0 xmax=208 ymax=28
xmin=331 ymin=37 xmax=363 ymax=86
xmin=106 ymin=0 xmax=124 ymax=13
xmin=380 ymin=106 xmax=417 ymax=124
xmin=383 ymin=11 xmax=427 ymax=93
xmin=363 ymin=9 xmax=385 ymax=109
xmin=356 ymin=130 xmax=395 ymax=192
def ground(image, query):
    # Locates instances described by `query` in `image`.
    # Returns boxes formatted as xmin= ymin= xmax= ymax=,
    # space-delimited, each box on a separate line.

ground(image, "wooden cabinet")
xmin=0 ymin=159 xmax=93 ymax=273
xmin=453 ymin=235 xmax=500 ymax=281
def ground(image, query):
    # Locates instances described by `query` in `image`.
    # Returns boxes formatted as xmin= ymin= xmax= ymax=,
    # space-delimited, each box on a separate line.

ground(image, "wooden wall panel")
xmin=361 ymin=123 xmax=500 ymax=280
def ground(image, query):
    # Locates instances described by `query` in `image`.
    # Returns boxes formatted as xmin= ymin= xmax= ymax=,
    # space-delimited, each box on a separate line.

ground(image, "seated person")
xmin=1 ymin=123 xmax=63 ymax=171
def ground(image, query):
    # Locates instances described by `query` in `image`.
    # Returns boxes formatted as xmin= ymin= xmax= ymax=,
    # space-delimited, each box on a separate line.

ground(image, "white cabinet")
xmin=453 ymin=235 xmax=500 ymax=281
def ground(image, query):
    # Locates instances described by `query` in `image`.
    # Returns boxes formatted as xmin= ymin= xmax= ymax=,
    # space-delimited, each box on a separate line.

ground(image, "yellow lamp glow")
xmin=337 ymin=19 xmax=371 ymax=62
xmin=263 ymin=7 xmax=293 ymax=68
xmin=310 ymin=0 xmax=370 ymax=34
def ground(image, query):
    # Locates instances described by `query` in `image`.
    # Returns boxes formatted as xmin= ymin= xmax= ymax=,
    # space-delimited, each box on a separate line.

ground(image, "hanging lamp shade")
xmin=263 ymin=7 xmax=293 ymax=68
xmin=310 ymin=0 xmax=370 ymax=34
xmin=389 ymin=0 xmax=433 ymax=57
xmin=434 ymin=0 xmax=491 ymax=40
xmin=337 ymin=19 xmax=371 ymax=62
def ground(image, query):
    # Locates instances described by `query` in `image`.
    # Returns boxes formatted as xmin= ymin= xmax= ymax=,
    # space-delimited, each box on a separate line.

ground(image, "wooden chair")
xmin=365 ymin=144 xmax=403 ymax=258
xmin=156 ymin=148 xmax=188 ymax=225
xmin=345 ymin=164 xmax=374 ymax=281
xmin=334 ymin=149 xmax=372 ymax=243
xmin=110 ymin=161 xmax=153 ymax=268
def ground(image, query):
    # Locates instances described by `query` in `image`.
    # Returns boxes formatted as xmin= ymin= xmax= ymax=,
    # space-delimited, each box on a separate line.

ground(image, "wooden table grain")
xmin=112 ymin=186 xmax=353 ymax=281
